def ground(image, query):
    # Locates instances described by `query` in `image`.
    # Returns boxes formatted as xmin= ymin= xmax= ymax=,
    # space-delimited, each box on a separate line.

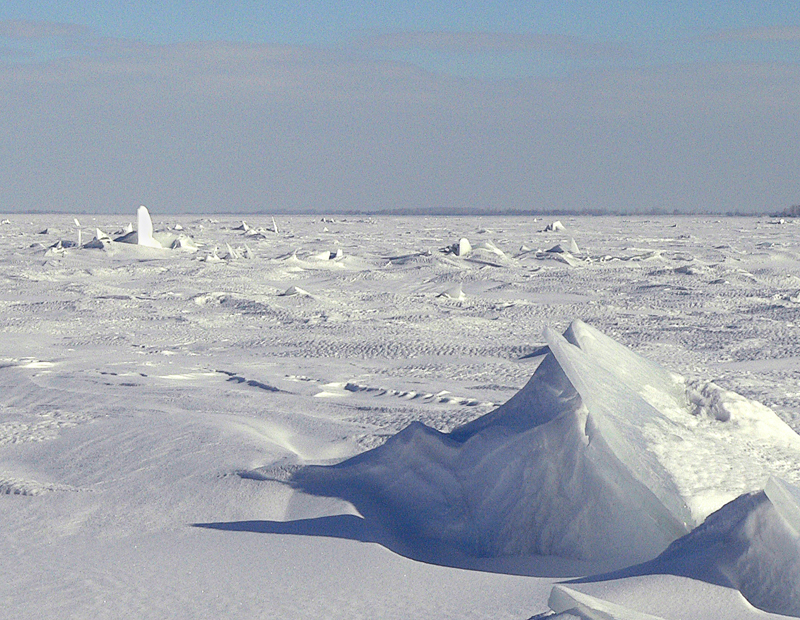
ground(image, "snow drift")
xmin=293 ymin=320 xmax=800 ymax=566
xmin=655 ymin=480 xmax=800 ymax=617
xmin=584 ymin=477 xmax=800 ymax=616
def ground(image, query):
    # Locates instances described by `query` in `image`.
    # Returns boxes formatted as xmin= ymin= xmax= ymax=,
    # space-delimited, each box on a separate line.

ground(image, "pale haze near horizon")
xmin=1 ymin=2 xmax=799 ymax=215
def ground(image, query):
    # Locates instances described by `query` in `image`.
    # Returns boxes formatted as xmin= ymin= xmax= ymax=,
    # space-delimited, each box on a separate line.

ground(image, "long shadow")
xmin=194 ymin=515 xmax=379 ymax=543
xmin=192 ymin=513 xmax=606 ymax=579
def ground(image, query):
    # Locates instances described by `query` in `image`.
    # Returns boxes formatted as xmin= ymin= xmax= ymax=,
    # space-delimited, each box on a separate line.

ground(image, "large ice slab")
xmin=114 ymin=205 xmax=164 ymax=248
xmin=293 ymin=320 xmax=800 ymax=566
xmin=136 ymin=205 xmax=162 ymax=248
xmin=295 ymin=321 xmax=692 ymax=563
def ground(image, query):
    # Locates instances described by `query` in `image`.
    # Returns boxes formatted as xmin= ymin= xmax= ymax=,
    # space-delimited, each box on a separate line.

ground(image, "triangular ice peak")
xmin=545 ymin=324 xmax=693 ymax=532
xmin=449 ymin=351 xmax=580 ymax=441
xmin=293 ymin=321 xmax=698 ymax=564
xmin=561 ymin=319 xmax=686 ymax=410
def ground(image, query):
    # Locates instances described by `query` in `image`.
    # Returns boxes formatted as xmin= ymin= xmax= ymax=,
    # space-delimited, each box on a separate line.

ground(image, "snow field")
xmin=1 ymin=214 xmax=800 ymax=618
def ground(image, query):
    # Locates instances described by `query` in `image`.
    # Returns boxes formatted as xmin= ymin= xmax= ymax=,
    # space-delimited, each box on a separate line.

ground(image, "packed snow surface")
xmin=2 ymin=213 xmax=800 ymax=619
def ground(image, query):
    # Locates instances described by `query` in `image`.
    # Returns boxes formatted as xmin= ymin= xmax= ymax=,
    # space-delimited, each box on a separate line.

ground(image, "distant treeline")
xmin=5 ymin=207 xmax=792 ymax=217
xmin=360 ymin=207 xmax=768 ymax=217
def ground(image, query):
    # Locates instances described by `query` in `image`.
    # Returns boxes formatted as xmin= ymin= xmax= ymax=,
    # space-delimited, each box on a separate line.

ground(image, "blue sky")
xmin=1 ymin=2 xmax=799 ymax=213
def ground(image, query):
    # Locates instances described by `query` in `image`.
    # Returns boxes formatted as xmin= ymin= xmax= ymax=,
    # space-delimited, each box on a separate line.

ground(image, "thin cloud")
xmin=704 ymin=25 xmax=800 ymax=43
xmin=357 ymin=30 xmax=631 ymax=59
xmin=0 ymin=30 xmax=458 ymax=108
xmin=0 ymin=19 xmax=92 ymax=40
xmin=2 ymin=21 xmax=798 ymax=214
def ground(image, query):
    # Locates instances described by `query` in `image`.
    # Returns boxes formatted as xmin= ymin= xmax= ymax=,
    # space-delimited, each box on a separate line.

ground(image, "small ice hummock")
xmin=547 ymin=585 xmax=666 ymax=620
xmin=543 ymin=220 xmax=566 ymax=232
xmin=438 ymin=284 xmax=466 ymax=301
xmin=623 ymin=477 xmax=800 ymax=616
xmin=281 ymin=286 xmax=311 ymax=297
xmin=442 ymin=238 xmax=472 ymax=257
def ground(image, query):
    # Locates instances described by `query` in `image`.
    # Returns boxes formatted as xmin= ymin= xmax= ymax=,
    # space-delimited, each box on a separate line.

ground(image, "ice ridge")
xmin=293 ymin=320 xmax=701 ymax=564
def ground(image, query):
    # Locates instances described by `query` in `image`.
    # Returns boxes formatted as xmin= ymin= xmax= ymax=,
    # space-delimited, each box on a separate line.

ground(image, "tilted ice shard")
xmin=451 ymin=237 xmax=471 ymax=256
xmin=136 ymin=205 xmax=162 ymax=248
xmin=548 ymin=322 xmax=693 ymax=531
xmin=561 ymin=320 xmax=686 ymax=409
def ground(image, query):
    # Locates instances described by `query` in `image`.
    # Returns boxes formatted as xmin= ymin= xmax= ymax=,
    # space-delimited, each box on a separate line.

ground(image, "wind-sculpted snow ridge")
xmin=293 ymin=320 xmax=800 ymax=567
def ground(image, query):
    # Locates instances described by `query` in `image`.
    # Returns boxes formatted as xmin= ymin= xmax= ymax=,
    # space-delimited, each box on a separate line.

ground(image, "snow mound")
xmin=438 ymin=284 xmax=466 ymax=301
xmin=170 ymin=236 xmax=198 ymax=252
xmin=282 ymin=286 xmax=312 ymax=297
xmin=467 ymin=240 xmax=515 ymax=266
xmin=293 ymin=320 xmax=800 ymax=566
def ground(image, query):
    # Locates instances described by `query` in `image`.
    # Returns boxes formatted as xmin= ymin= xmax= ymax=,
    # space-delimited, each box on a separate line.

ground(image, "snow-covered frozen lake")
xmin=2 ymin=213 xmax=800 ymax=619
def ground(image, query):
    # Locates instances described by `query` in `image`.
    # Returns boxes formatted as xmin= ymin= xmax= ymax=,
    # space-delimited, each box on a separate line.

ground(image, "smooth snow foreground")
xmin=294 ymin=320 xmax=800 ymax=614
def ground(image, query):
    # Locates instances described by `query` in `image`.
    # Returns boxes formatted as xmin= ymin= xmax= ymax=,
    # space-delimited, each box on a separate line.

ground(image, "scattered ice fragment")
xmin=443 ymin=238 xmax=472 ymax=256
xmin=201 ymin=247 xmax=223 ymax=262
xmin=438 ymin=284 xmax=466 ymax=301
xmin=282 ymin=286 xmax=311 ymax=297
xmin=547 ymin=585 xmax=666 ymax=620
